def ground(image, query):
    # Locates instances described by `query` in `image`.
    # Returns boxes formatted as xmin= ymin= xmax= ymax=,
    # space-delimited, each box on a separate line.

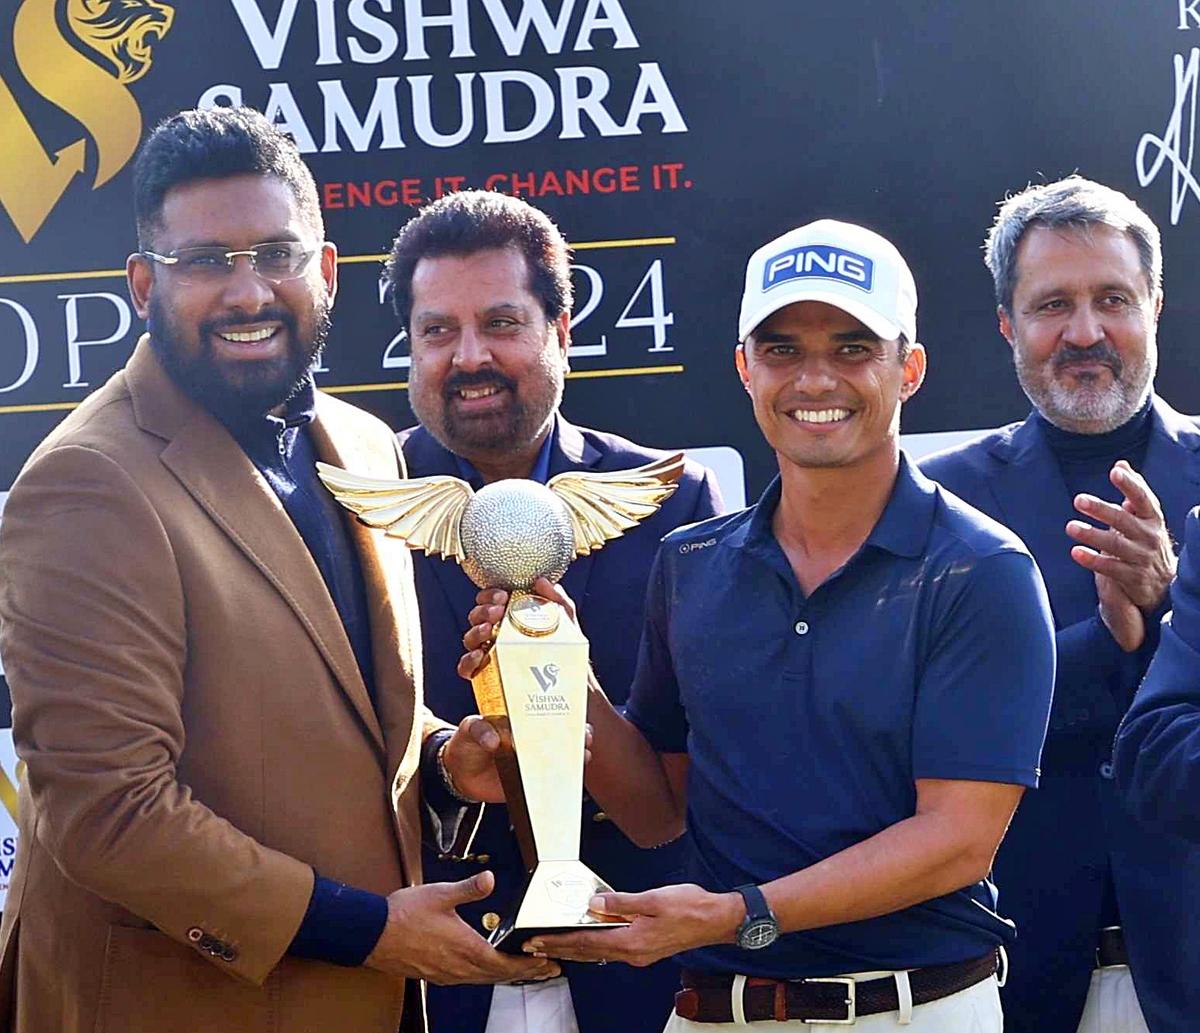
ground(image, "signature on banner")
xmin=1137 ymin=47 xmax=1200 ymax=225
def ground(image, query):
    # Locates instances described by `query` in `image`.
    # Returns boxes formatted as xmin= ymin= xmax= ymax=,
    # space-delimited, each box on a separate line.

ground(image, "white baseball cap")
xmin=738 ymin=219 xmax=918 ymax=344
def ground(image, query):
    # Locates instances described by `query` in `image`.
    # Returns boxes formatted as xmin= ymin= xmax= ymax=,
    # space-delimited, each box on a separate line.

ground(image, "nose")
xmin=792 ymin=355 xmax=839 ymax=395
xmin=219 ymin=254 xmax=275 ymax=313
xmin=1061 ymin=303 xmax=1106 ymax=348
xmin=452 ymin=326 xmax=494 ymax=372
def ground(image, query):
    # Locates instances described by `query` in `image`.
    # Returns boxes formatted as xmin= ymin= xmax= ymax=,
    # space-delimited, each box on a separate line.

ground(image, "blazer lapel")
xmin=984 ymin=417 xmax=1094 ymax=626
xmin=1143 ymin=396 xmax=1200 ymax=533
xmin=127 ymin=341 xmax=387 ymax=757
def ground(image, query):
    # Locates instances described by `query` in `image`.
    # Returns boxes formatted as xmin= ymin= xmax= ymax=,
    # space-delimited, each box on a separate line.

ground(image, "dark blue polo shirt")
xmin=625 ymin=455 xmax=1055 ymax=978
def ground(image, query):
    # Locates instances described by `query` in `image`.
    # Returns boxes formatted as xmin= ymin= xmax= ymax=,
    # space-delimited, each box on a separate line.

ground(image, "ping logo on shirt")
xmin=762 ymin=245 xmax=874 ymax=293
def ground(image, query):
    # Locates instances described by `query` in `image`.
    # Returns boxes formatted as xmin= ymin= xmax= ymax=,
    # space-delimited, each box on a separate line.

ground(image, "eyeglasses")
xmin=140 ymin=241 xmax=321 ymax=285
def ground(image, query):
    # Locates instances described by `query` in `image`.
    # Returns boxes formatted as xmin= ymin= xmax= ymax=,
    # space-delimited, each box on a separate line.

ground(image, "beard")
xmin=1015 ymin=338 xmax=1155 ymax=435
xmin=148 ymin=293 xmax=330 ymax=426
xmin=409 ymin=354 xmax=564 ymax=461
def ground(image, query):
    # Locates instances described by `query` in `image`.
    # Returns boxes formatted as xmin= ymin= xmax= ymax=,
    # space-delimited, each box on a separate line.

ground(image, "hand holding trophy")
xmin=318 ymin=454 xmax=684 ymax=951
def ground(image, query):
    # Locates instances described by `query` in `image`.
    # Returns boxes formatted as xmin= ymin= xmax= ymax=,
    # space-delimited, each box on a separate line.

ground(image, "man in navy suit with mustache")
xmin=386 ymin=190 xmax=723 ymax=1033
xmin=921 ymin=176 xmax=1200 ymax=1033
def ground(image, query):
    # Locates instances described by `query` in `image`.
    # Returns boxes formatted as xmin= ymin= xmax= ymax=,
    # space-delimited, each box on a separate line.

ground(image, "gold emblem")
xmin=0 ymin=0 xmax=174 ymax=243
xmin=508 ymin=593 xmax=561 ymax=637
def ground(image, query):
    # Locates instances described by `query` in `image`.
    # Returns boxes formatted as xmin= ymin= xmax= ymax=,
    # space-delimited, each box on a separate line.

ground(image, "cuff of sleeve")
xmin=287 ymin=874 xmax=388 ymax=967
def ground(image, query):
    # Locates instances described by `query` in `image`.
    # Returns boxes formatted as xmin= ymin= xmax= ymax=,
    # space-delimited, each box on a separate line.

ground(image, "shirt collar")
xmin=453 ymin=423 xmax=558 ymax=488
xmin=223 ymin=376 xmax=317 ymax=460
xmin=735 ymin=453 xmax=935 ymax=560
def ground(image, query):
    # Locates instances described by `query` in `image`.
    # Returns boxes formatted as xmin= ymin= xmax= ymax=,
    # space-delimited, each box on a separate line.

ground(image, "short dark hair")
xmin=384 ymin=190 xmax=573 ymax=329
xmin=133 ymin=106 xmax=322 ymax=248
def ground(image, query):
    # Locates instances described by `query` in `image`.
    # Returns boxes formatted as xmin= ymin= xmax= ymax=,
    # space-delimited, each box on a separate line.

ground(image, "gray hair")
xmin=984 ymin=175 xmax=1162 ymax=313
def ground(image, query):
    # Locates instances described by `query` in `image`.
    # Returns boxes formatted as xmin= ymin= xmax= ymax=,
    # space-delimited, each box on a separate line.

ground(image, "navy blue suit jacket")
xmin=1116 ymin=508 xmax=1200 ymax=828
xmin=920 ymin=396 xmax=1200 ymax=1033
xmin=400 ymin=417 xmax=724 ymax=1033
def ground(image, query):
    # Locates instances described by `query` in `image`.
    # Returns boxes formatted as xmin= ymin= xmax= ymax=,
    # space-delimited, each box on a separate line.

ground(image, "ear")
xmin=127 ymin=252 xmax=153 ymax=321
xmin=1153 ymin=289 xmax=1164 ymax=322
xmin=997 ymin=305 xmax=1016 ymax=349
xmin=734 ymin=343 xmax=751 ymax=393
xmin=553 ymin=310 xmax=571 ymax=373
xmin=319 ymin=241 xmax=338 ymax=304
xmin=899 ymin=342 xmax=926 ymax=402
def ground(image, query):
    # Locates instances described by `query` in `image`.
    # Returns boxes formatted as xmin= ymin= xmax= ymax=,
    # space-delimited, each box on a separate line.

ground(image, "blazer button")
xmin=1099 ymin=761 xmax=1115 ymax=780
xmin=592 ymin=810 xmax=609 ymax=823
xmin=199 ymin=935 xmax=216 ymax=951
xmin=220 ymin=947 xmax=238 ymax=962
xmin=472 ymin=853 xmax=491 ymax=864
xmin=482 ymin=912 xmax=501 ymax=932
xmin=187 ymin=927 xmax=203 ymax=943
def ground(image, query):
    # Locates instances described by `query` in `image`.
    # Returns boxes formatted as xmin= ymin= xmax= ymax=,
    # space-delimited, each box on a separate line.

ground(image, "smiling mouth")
xmin=788 ymin=407 xmax=852 ymax=424
xmin=216 ymin=326 xmax=279 ymax=344
xmin=458 ymin=385 xmax=502 ymax=400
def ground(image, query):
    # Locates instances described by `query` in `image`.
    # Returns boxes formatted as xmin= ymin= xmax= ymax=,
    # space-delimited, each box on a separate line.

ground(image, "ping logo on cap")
xmin=762 ymin=245 xmax=874 ymax=293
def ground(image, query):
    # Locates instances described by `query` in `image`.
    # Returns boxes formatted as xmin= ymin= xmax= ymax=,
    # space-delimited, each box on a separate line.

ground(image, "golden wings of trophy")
xmin=317 ymin=453 xmax=684 ymax=951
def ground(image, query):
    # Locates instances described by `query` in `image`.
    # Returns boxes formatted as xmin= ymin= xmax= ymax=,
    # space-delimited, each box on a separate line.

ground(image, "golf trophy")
xmin=317 ymin=453 xmax=684 ymax=951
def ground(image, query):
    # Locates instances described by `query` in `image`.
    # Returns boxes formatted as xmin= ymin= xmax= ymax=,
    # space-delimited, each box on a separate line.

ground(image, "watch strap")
xmin=733 ymin=883 xmax=772 ymax=925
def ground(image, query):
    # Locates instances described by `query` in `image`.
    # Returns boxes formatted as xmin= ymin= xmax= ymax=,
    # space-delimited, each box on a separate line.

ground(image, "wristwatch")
xmin=733 ymin=884 xmax=779 ymax=950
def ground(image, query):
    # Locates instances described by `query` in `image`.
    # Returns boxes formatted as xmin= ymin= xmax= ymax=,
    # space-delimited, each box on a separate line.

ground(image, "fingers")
xmin=524 ymin=928 xmax=635 ymax=963
xmin=1066 ymin=520 xmax=1139 ymax=563
xmin=1110 ymin=460 xmax=1163 ymax=521
xmin=533 ymin=576 xmax=577 ymax=622
xmin=588 ymin=891 xmax=647 ymax=918
xmin=464 ymin=715 xmax=500 ymax=752
xmin=1072 ymin=495 xmax=1156 ymax=542
xmin=440 ymin=871 xmax=495 ymax=907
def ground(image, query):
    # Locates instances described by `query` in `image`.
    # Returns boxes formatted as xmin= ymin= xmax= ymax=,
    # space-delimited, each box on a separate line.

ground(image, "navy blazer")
xmin=400 ymin=417 xmax=724 ymax=1033
xmin=920 ymin=396 xmax=1200 ymax=1033
xmin=1116 ymin=509 xmax=1200 ymax=836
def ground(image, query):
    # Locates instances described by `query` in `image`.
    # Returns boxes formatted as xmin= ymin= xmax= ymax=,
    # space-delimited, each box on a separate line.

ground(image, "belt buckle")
xmin=801 ymin=976 xmax=856 ymax=1024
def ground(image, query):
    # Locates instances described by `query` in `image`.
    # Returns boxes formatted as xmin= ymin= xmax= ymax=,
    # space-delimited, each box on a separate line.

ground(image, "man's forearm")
xmin=762 ymin=786 xmax=1020 ymax=937
xmin=582 ymin=675 xmax=685 ymax=847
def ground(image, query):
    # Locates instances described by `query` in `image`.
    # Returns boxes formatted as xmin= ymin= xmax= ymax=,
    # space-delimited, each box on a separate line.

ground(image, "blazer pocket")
xmin=95 ymin=925 xmax=276 ymax=1033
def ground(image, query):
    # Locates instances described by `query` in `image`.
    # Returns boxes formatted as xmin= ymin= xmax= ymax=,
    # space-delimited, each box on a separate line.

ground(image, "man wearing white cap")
xmin=457 ymin=220 xmax=1057 ymax=1029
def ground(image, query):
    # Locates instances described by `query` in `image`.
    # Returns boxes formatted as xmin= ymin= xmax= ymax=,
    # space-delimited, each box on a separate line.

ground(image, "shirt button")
xmin=794 ymin=621 xmax=809 ymax=636
xmin=1099 ymin=761 xmax=1115 ymax=780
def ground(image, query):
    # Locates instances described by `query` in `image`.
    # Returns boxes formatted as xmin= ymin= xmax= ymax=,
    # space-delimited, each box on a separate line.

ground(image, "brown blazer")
xmin=0 ymin=338 xmax=438 ymax=1032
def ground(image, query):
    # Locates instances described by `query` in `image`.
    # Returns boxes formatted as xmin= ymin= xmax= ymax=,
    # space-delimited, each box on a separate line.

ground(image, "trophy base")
xmin=488 ymin=859 xmax=630 ymax=954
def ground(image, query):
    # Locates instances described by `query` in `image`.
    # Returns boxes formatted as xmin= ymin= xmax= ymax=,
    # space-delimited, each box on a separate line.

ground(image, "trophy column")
xmin=471 ymin=593 xmax=627 ymax=952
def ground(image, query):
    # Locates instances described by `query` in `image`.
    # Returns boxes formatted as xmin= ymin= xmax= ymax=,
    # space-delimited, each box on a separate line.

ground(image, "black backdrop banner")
xmin=2 ymin=0 xmax=1200 ymax=719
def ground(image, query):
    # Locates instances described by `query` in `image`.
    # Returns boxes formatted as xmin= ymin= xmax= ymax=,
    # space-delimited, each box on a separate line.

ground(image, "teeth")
xmin=790 ymin=408 xmax=851 ymax=424
xmin=219 ymin=328 xmax=275 ymax=343
xmin=460 ymin=386 xmax=499 ymax=400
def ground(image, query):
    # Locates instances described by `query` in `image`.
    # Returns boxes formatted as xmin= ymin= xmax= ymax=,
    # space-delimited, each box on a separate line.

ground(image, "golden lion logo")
xmin=0 ymin=0 xmax=175 ymax=243
xmin=68 ymin=0 xmax=174 ymax=85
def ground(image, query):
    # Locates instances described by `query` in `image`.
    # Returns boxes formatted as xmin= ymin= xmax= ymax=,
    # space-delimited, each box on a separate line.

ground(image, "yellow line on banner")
xmin=0 ymin=238 xmax=678 ymax=285
xmin=0 ymin=365 xmax=685 ymax=413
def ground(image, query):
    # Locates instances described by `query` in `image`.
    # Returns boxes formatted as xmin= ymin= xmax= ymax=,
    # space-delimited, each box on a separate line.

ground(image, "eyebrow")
xmin=833 ymin=328 xmax=881 ymax=343
xmin=170 ymin=231 xmax=305 ymax=250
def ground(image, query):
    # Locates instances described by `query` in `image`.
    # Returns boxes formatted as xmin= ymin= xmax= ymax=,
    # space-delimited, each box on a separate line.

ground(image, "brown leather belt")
xmin=675 ymin=951 xmax=999 ymax=1024
xmin=1096 ymin=926 xmax=1128 ymax=968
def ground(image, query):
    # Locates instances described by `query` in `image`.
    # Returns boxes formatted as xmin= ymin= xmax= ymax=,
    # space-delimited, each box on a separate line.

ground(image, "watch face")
xmin=739 ymin=919 xmax=779 ymax=950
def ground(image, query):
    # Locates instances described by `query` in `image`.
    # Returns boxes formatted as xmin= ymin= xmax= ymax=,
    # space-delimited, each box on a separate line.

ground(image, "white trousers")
xmin=1076 ymin=966 xmax=1150 ymax=1033
xmin=484 ymin=975 xmax=581 ymax=1033
xmin=662 ymin=974 xmax=1002 ymax=1032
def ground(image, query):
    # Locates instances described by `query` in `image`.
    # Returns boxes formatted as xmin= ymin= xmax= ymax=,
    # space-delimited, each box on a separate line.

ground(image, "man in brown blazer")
xmin=0 ymin=107 xmax=554 ymax=1033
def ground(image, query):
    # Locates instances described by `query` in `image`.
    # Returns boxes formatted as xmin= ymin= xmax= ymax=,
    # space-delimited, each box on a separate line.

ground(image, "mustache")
xmin=443 ymin=370 xmax=517 ymax=398
xmin=1053 ymin=342 xmax=1123 ymax=374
